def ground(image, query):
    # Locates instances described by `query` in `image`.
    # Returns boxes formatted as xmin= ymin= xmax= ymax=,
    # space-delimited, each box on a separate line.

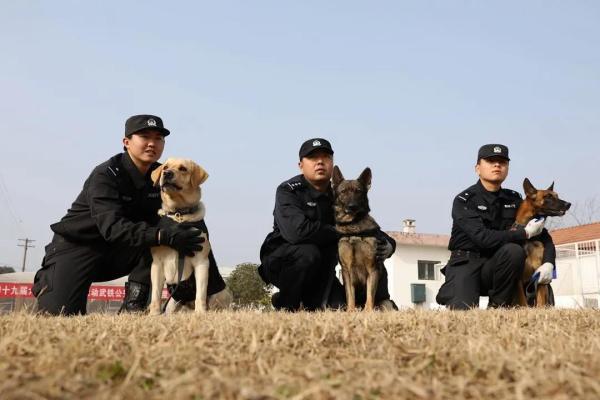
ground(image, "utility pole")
xmin=17 ymin=238 xmax=35 ymax=272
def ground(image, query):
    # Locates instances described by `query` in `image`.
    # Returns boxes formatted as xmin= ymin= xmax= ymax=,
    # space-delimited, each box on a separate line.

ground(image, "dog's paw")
xmin=194 ymin=299 xmax=208 ymax=313
xmin=148 ymin=303 xmax=162 ymax=316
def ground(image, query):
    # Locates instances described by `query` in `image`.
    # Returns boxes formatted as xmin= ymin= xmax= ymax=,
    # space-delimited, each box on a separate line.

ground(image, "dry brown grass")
xmin=1 ymin=309 xmax=600 ymax=399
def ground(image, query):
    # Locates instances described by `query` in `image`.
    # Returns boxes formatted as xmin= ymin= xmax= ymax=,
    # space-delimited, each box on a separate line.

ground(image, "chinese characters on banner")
xmin=0 ymin=282 xmax=169 ymax=300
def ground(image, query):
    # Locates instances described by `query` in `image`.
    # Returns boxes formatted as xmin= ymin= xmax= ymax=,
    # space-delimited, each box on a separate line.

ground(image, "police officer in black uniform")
xmin=436 ymin=144 xmax=556 ymax=310
xmin=32 ymin=114 xmax=227 ymax=315
xmin=258 ymin=138 xmax=396 ymax=311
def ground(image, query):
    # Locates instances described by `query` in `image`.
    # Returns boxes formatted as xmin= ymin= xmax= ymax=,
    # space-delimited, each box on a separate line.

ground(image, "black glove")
xmin=375 ymin=238 xmax=393 ymax=263
xmin=159 ymin=225 xmax=205 ymax=257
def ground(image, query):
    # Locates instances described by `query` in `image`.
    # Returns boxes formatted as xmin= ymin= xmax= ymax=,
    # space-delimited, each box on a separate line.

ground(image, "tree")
xmin=225 ymin=263 xmax=273 ymax=309
xmin=0 ymin=266 xmax=15 ymax=274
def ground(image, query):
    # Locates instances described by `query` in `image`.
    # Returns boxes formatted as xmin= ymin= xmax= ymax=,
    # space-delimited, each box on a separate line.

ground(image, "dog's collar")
xmin=511 ymin=215 xmax=543 ymax=230
xmin=511 ymin=222 xmax=525 ymax=230
xmin=164 ymin=205 xmax=200 ymax=217
xmin=338 ymin=228 xmax=380 ymax=238
xmin=335 ymin=211 xmax=369 ymax=226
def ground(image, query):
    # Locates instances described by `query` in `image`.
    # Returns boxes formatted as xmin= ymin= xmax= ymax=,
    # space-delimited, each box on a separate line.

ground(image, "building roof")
xmin=387 ymin=231 xmax=450 ymax=247
xmin=550 ymin=222 xmax=600 ymax=245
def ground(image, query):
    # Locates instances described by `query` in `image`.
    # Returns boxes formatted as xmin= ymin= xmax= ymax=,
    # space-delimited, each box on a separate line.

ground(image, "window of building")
xmin=418 ymin=260 xmax=441 ymax=280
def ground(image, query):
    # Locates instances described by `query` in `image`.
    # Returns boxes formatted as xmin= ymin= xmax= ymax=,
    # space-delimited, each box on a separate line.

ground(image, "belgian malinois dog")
xmin=513 ymin=178 xmax=570 ymax=307
xmin=332 ymin=166 xmax=382 ymax=311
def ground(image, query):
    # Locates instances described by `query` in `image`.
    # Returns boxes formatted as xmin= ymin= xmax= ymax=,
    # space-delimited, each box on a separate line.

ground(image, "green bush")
xmin=225 ymin=263 xmax=273 ymax=309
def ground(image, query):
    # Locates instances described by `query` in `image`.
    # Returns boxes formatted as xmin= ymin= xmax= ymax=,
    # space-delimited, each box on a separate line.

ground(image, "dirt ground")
xmin=1 ymin=309 xmax=599 ymax=399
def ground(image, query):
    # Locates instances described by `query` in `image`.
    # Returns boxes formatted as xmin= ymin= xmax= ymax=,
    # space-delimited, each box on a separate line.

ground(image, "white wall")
xmin=385 ymin=241 xmax=600 ymax=310
xmin=386 ymin=245 xmax=451 ymax=309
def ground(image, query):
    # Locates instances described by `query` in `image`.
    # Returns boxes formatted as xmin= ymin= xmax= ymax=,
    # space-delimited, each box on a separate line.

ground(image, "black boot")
xmin=119 ymin=281 xmax=150 ymax=313
xmin=271 ymin=292 xmax=283 ymax=310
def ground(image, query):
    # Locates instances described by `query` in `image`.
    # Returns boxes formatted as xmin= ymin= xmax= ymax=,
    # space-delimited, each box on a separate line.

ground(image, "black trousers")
xmin=258 ymin=243 xmax=340 ymax=311
xmin=32 ymin=235 xmax=152 ymax=315
xmin=258 ymin=243 xmax=392 ymax=311
xmin=32 ymin=235 xmax=226 ymax=315
xmin=436 ymin=243 xmax=526 ymax=310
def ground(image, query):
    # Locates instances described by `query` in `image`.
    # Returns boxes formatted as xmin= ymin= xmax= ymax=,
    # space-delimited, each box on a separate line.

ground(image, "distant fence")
xmin=555 ymin=239 xmax=600 ymax=308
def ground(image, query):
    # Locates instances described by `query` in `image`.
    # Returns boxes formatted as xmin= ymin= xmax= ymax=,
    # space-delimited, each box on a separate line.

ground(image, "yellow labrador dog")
xmin=148 ymin=158 xmax=213 ymax=315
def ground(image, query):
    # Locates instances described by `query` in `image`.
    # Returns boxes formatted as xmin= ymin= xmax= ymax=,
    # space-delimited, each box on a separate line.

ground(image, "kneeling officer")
xmin=258 ymin=138 xmax=396 ymax=311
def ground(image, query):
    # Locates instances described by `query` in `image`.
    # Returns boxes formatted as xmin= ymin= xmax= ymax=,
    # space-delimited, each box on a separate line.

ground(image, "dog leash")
xmin=321 ymin=267 xmax=336 ymax=309
xmin=525 ymin=271 xmax=540 ymax=304
xmin=161 ymin=250 xmax=186 ymax=314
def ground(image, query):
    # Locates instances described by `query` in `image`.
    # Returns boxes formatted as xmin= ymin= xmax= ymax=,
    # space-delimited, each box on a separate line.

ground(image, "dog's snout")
xmin=163 ymin=170 xmax=174 ymax=180
xmin=347 ymin=203 xmax=360 ymax=212
xmin=565 ymin=202 xmax=571 ymax=210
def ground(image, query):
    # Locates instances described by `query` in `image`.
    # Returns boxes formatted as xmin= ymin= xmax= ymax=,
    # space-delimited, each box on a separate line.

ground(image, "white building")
xmin=385 ymin=219 xmax=600 ymax=309
xmin=550 ymin=222 xmax=600 ymax=308
xmin=385 ymin=219 xmax=450 ymax=309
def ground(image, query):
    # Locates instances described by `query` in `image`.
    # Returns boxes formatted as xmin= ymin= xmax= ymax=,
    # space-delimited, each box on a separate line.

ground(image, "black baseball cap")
xmin=299 ymin=138 xmax=334 ymax=159
xmin=478 ymin=144 xmax=510 ymax=161
xmin=124 ymin=114 xmax=170 ymax=137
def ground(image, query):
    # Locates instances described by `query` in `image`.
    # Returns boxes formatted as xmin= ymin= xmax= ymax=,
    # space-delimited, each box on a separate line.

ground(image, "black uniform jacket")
xmin=50 ymin=152 xmax=161 ymax=247
xmin=448 ymin=180 xmax=556 ymax=264
xmin=260 ymin=174 xmax=396 ymax=259
xmin=260 ymin=175 xmax=337 ymax=258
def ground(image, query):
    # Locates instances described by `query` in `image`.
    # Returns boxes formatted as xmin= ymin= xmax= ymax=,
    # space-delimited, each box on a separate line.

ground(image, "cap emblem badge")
xmin=312 ymin=140 xmax=321 ymax=147
xmin=478 ymin=205 xmax=488 ymax=211
xmin=493 ymin=146 xmax=501 ymax=153
xmin=147 ymin=118 xmax=157 ymax=127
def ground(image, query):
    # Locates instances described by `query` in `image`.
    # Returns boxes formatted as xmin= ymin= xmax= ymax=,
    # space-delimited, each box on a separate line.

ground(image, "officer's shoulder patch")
xmin=282 ymin=178 xmax=304 ymax=191
xmin=456 ymin=189 xmax=473 ymax=203
xmin=107 ymin=166 xmax=120 ymax=177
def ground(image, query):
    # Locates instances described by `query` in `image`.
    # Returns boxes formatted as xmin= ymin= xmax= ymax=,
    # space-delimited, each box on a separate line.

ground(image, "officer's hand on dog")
xmin=536 ymin=262 xmax=554 ymax=284
xmin=376 ymin=239 xmax=394 ymax=262
xmin=524 ymin=217 xmax=545 ymax=239
xmin=158 ymin=225 xmax=205 ymax=257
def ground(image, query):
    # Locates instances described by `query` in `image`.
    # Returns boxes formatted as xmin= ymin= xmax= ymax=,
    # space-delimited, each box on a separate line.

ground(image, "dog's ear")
xmin=547 ymin=181 xmax=554 ymax=192
xmin=358 ymin=167 xmax=372 ymax=191
xmin=332 ymin=165 xmax=344 ymax=188
xmin=191 ymin=163 xmax=209 ymax=187
xmin=151 ymin=164 xmax=166 ymax=187
xmin=523 ymin=178 xmax=537 ymax=199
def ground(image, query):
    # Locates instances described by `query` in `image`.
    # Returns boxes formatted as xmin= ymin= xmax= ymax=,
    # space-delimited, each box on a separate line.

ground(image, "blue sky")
xmin=1 ymin=1 xmax=599 ymax=271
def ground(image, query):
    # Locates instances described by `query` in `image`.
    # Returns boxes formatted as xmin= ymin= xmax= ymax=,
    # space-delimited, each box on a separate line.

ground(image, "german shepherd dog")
xmin=514 ymin=178 xmax=570 ymax=307
xmin=332 ymin=166 xmax=382 ymax=311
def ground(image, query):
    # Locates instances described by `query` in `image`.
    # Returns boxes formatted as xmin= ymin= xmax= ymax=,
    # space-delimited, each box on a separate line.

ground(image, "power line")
xmin=17 ymin=238 xmax=35 ymax=272
xmin=0 ymin=172 xmax=24 ymax=232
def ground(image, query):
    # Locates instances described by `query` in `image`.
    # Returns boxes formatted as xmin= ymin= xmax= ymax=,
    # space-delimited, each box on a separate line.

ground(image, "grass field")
xmin=1 ymin=309 xmax=600 ymax=399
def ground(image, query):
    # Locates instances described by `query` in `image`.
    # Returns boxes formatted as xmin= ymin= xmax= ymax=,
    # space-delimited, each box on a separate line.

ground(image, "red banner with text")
xmin=0 ymin=282 xmax=168 ymax=300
